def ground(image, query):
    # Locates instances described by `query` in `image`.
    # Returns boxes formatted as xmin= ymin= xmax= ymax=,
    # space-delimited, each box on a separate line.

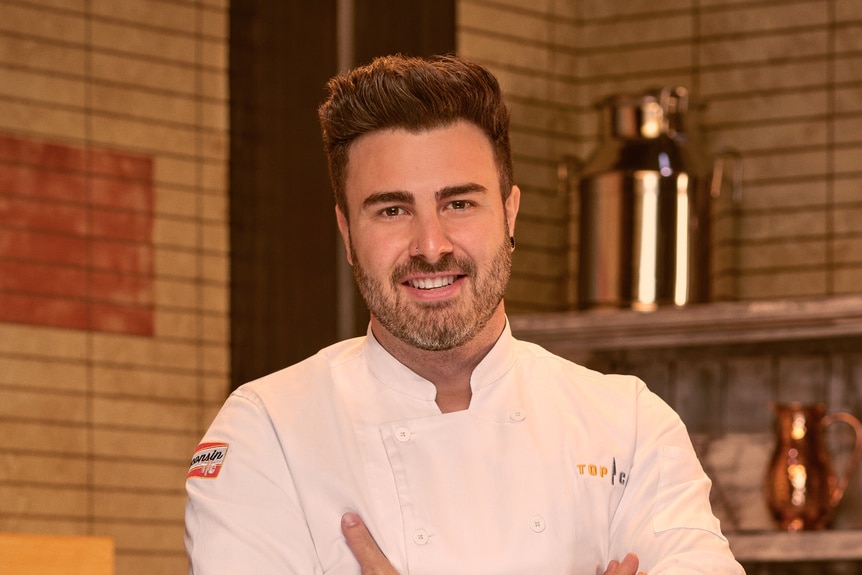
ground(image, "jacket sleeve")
xmin=608 ymin=381 xmax=745 ymax=574
xmin=184 ymin=390 xmax=323 ymax=574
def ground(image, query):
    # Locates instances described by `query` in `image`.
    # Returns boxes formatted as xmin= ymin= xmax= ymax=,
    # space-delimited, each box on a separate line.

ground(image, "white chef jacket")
xmin=185 ymin=321 xmax=743 ymax=574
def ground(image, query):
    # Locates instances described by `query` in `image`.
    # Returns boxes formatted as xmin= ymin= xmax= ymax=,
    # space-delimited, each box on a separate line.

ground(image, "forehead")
xmin=344 ymin=121 xmax=499 ymax=202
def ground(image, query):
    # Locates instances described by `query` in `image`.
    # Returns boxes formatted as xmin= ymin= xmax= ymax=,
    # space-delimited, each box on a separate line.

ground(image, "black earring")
xmin=509 ymin=236 xmax=515 ymax=249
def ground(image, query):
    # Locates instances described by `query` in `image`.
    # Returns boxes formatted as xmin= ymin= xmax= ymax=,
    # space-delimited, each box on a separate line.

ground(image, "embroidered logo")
xmin=576 ymin=458 xmax=628 ymax=485
xmin=188 ymin=442 xmax=229 ymax=479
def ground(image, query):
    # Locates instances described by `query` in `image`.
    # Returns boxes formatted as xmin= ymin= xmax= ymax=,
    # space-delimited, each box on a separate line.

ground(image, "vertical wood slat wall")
xmin=457 ymin=0 xmax=862 ymax=313
xmin=229 ymin=0 xmax=339 ymax=388
xmin=0 ymin=1 xmax=229 ymax=573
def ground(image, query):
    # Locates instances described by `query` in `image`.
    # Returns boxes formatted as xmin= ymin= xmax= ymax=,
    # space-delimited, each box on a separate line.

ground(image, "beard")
xmin=351 ymin=231 xmax=512 ymax=352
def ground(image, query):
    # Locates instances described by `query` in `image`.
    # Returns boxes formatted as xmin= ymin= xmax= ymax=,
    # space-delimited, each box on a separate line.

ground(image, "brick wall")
xmin=457 ymin=0 xmax=862 ymax=312
xmin=0 ymin=1 xmax=229 ymax=573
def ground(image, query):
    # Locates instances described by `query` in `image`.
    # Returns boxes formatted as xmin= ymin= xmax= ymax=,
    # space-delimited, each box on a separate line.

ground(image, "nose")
xmin=411 ymin=212 xmax=453 ymax=263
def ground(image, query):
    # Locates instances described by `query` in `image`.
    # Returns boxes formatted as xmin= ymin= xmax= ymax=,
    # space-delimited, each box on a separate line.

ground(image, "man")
xmin=185 ymin=54 xmax=743 ymax=575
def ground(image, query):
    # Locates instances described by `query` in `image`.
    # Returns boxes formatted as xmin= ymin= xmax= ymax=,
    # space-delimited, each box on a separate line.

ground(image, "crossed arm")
xmin=341 ymin=513 xmax=647 ymax=575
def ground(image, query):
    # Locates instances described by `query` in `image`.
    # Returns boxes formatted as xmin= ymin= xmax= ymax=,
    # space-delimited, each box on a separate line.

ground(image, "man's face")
xmin=336 ymin=121 xmax=520 ymax=351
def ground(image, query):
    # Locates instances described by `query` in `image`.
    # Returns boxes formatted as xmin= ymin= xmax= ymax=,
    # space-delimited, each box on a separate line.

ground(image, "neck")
xmin=370 ymin=307 xmax=506 ymax=414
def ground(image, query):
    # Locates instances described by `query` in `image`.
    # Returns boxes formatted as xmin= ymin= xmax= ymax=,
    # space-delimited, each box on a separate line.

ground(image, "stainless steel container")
xmin=574 ymin=87 xmax=714 ymax=311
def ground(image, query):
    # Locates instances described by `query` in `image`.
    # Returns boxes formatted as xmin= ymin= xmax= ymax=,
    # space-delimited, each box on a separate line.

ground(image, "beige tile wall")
xmin=458 ymin=0 xmax=862 ymax=311
xmin=0 ymin=1 xmax=229 ymax=573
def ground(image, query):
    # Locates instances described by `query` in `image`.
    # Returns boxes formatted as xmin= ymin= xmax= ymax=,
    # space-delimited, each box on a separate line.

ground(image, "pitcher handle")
xmin=822 ymin=411 xmax=862 ymax=509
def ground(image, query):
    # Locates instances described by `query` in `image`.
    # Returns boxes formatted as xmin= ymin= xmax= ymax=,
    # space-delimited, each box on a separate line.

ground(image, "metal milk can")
xmin=570 ymin=87 xmax=734 ymax=311
xmin=765 ymin=403 xmax=862 ymax=531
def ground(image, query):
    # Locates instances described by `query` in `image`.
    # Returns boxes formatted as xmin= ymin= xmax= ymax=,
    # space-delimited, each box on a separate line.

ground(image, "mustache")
xmin=391 ymin=253 xmax=476 ymax=281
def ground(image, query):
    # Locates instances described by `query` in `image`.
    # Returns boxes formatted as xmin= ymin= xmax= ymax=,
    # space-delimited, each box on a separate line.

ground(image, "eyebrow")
xmin=361 ymin=183 xmax=487 ymax=209
xmin=436 ymin=183 xmax=487 ymax=201
xmin=362 ymin=190 xmax=414 ymax=209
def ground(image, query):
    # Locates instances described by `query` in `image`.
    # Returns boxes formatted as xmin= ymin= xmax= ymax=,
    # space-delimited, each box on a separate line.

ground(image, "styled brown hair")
xmin=318 ymin=54 xmax=514 ymax=218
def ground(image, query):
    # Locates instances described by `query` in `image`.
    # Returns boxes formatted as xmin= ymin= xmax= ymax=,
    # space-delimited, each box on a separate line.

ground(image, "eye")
xmin=448 ymin=200 xmax=472 ymax=210
xmin=380 ymin=206 xmax=406 ymax=217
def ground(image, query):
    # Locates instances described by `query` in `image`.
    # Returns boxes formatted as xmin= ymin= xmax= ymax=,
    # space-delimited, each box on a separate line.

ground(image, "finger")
xmin=619 ymin=553 xmax=640 ymax=575
xmin=603 ymin=559 xmax=620 ymax=575
xmin=341 ymin=512 xmax=397 ymax=575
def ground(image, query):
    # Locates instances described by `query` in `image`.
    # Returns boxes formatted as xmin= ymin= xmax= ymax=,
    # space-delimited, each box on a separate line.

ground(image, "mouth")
xmin=404 ymin=275 xmax=460 ymax=290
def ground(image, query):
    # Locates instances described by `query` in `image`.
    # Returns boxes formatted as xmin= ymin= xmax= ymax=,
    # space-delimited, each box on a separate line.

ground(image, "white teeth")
xmin=408 ymin=276 xmax=456 ymax=290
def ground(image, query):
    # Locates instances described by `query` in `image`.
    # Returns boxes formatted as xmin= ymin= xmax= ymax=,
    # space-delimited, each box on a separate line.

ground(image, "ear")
xmin=505 ymin=185 xmax=521 ymax=237
xmin=335 ymin=205 xmax=354 ymax=266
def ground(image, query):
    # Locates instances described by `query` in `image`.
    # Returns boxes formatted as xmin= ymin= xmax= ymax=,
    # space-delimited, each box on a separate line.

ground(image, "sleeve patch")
xmin=188 ymin=442 xmax=229 ymax=479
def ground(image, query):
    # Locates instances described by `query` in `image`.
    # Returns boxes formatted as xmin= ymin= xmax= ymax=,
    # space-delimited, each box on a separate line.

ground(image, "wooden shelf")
xmin=728 ymin=530 xmax=862 ymax=562
xmin=509 ymin=295 xmax=862 ymax=359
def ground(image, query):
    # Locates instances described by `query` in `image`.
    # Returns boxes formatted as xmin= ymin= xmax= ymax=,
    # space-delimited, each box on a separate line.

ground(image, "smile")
xmin=406 ymin=275 xmax=458 ymax=290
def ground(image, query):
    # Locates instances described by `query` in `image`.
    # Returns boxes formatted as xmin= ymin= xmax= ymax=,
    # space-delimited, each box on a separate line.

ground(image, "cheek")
xmin=352 ymin=230 xmax=405 ymax=273
xmin=454 ymin=224 xmax=503 ymax=257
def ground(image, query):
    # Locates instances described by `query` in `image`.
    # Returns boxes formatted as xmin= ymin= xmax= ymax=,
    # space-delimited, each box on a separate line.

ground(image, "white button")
xmin=509 ymin=410 xmax=526 ymax=422
xmin=394 ymin=426 xmax=412 ymax=442
xmin=412 ymin=529 xmax=430 ymax=545
xmin=529 ymin=515 xmax=546 ymax=533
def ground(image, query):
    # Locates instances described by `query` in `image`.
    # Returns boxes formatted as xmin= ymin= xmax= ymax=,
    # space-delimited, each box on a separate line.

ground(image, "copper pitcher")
xmin=765 ymin=403 xmax=862 ymax=531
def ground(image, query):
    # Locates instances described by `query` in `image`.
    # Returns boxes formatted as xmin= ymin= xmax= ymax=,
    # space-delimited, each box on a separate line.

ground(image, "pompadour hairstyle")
xmin=318 ymin=54 xmax=514 ymax=218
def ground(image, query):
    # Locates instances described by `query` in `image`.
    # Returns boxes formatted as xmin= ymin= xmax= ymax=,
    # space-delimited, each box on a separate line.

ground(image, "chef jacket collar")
xmin=363 ymin=318 xmax=517 ymax=403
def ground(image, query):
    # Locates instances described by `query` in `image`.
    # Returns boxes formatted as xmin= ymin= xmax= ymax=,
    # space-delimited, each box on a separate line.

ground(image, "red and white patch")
xmin=188 ymin=442 xmax=229 ymax=479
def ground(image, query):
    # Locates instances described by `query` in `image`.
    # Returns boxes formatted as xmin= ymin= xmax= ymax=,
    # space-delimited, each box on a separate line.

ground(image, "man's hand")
xmin=341 ymin=512 xmax=401 ymax=575
xmin=603 ymin=553 xmax=647 ymax=575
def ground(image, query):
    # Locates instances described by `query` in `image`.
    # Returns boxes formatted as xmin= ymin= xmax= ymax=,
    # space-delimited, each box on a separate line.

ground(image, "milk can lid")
xmin=597 ymin=87 xmax=691 ymax=139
